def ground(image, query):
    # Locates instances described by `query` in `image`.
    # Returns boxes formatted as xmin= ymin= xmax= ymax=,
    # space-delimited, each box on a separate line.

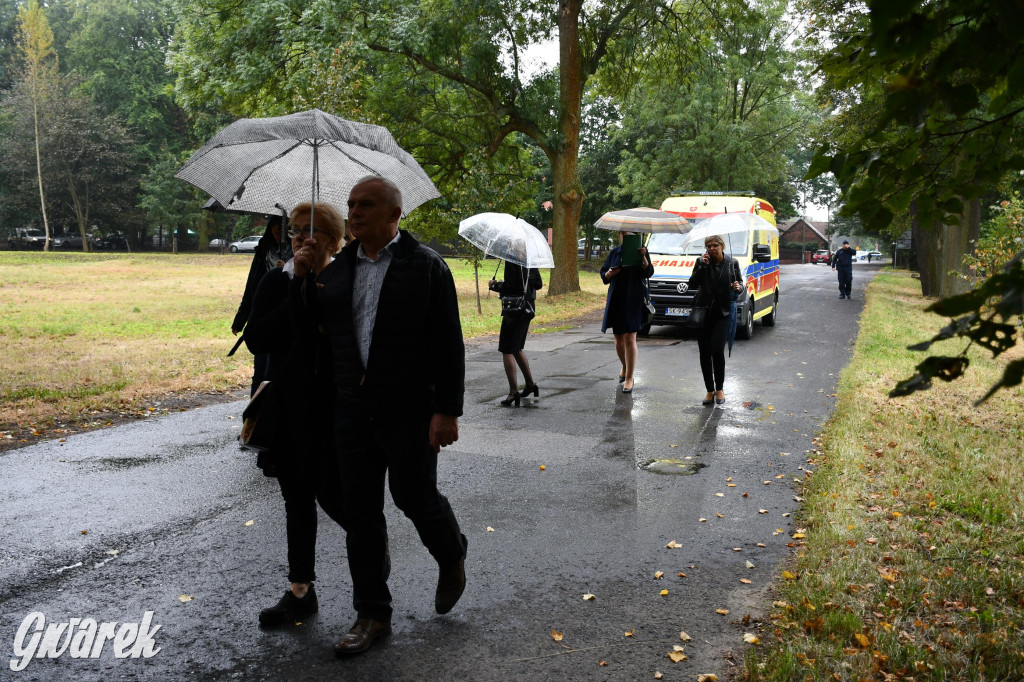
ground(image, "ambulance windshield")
xmin=647 ymin=231 xmax=750 ymax=257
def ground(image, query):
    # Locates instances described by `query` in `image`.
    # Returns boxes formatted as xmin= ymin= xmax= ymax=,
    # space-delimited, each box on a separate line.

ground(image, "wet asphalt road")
xmin=0 ymin=263 xmax=881 ymax=681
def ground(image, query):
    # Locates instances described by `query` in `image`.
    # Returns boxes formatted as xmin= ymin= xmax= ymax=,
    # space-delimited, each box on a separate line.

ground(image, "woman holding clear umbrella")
xmin=456 ymin=212 xmax=554 ymax=407
xmin=489 ymin=261 xmax=543 ymax=406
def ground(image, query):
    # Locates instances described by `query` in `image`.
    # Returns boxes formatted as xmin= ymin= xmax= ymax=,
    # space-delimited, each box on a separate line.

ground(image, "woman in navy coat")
xmin=599 ymin=233 xmax=654 ymax=393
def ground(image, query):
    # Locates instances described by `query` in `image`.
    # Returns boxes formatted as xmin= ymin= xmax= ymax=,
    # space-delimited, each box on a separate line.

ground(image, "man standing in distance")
xmin=831 ymin=240 xmax=856 ymax=299
xmin=304 ymin=176 xmax=467 ymax=656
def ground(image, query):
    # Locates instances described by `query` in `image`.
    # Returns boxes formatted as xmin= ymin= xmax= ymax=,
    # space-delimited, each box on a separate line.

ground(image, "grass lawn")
xmin=744 ymin=271 xmax=1024 ymax=680
xmin=0 ymin=252 xmax=607 ymax=440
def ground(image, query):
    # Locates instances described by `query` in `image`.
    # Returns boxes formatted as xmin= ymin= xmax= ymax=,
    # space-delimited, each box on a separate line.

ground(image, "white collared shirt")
xmin=352 ymin=232 xmax=401 ymax=367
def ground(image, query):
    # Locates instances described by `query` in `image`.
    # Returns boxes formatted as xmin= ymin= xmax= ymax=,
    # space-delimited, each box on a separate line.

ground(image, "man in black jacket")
xmin=295 ymin=176 xmax=467 ymax=656
xmin=831 ymin=240 xmax=856 ymax=299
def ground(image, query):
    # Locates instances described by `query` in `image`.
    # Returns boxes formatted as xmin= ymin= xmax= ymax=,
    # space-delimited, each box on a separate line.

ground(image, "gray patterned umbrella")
xmin=176 ymin=109 xmax=439 ymax=218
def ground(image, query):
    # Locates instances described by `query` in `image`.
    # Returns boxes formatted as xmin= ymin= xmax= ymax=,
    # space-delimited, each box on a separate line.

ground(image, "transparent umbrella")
xmin=457 ymin=213 xmax=554 ymax=269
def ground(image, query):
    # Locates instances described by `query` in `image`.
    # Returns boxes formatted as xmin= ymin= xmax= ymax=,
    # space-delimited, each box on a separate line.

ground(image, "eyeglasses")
xmin=287 ymin=227 xmax=312 ymax=239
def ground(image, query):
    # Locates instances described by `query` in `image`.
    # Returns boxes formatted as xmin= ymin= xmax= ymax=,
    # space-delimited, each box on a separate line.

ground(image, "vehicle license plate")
xmin=666 ymin=307 xmax=689 ymax=317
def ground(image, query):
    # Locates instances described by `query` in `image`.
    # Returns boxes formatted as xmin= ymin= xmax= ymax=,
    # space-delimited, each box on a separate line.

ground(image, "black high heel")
xmin=500 ymin=391 xmax=521 ymax=407
xmin=521 ymin=384 xmax=539 ymax=398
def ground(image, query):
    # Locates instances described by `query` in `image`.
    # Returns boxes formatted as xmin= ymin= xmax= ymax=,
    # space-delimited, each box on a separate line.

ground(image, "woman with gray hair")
xmin=688 ymin=234 xmax=743 ymax=405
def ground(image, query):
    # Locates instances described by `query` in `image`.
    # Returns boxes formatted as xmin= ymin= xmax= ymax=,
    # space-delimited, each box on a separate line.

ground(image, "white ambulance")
xmin=644 ymin=192 xmax=780 ymax=338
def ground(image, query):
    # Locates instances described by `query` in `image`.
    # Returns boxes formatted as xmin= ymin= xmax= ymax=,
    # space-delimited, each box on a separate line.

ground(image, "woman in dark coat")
xmin=688 ymin=233 xmax=743 ymax=406
xmin=232 ymin=215 xmax=293 ymax=396
xmin=243 ymin=202 xmax=345 ymax=628
xmin=489 ymin=261 xmax=543 ymax=406
xmin=599 ymin=232 xmax=654 ymax=393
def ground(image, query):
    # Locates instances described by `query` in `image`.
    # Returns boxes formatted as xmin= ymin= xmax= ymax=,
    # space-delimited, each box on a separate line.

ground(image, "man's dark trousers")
xmin=837 ymin=267 xmax=852 ymax=298
xmin=337 ymin=406 xmax=467 ymax=621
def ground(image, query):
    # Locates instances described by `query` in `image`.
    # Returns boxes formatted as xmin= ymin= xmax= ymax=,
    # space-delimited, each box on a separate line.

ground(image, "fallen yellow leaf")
xmin=667 ymin=651 xmax=687 ymax=663
xmin=679 ymin=631 xmax=691 ymax=641
xmin=781 ymin=571 xmax=797 ymax=580
xmin=726 ymin=477 xmax=733 ymax=482
xmin=178 ymin=595 xmax=193 ymax=603
xmin=699 ymin=517 xmax=707 ymax=522
xmin=654 ymin=571 xmax=664 ymax=579
xmin=746 ymin=560 xmax=756 ymax=569
xmin=654 ymin=672 xmax=663 ymax=680
xmin=486 ymin=526 xmax=495 ymax=532
xmin=599 ymin=660 xmax=608 ymax=666
xmin=792 ymin=533 xmax=806 ymax=539
xmin=244 ymin=520 xmax=255 ymax=527
xmin=716 ymin=513 xmax=725 ymax=518
xmin=660 ymin=589 xmax=669 ymax=596
xmin=758 ymin=509 xmax=768 ymax=514
xmin=727 ymin=483 xmax=737 ymax=487
xmin=854 ymin=633 xmax=869 ymax=647
xmin=551 ymin=629 xmax=563 ymax=641
xmin=666 ymin=540 xmax=681 ymax=549
xmin=715 ymin=492 xmax=725 ymax=497
xmin=756 ymin=543 xmax=766 ymax=547
xmin=716 ymin=608 xmax=729 ymax=615
xmin=625 ymin=629 xmax=635 ymax=637
xmin=743 ymin=633 xmax=760 ymax=644
xmin=739 ymin=578 xmax=752 ymax=584
xmin=582 ymin=593 xmax=596 ymax=601
xmin=697 ymin=674 xmax=719 ymax=682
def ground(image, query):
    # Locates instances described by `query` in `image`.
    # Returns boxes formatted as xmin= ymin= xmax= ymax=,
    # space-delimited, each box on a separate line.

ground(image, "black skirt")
xmin=498 ymin=314 xmax=531 ymax=353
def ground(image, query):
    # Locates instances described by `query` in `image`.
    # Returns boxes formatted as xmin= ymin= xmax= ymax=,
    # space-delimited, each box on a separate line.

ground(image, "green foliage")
xmin=960 ymin=194 xmax=1024 ymax=286
xmin=805 ymin=0 xmax=1024 ymax=235
xmin=613 ymin=0 xmax=809 ymax=213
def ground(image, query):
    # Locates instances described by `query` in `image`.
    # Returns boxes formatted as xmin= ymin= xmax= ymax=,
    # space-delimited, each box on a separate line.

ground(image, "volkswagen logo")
xmin=676 ymin=282 xmax=688 ymax=294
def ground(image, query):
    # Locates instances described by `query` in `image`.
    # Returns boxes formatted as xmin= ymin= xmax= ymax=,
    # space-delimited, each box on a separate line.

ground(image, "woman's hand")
xmin=701 ymin=252 xmax=710 ymax=264
xmin=604 ymin=267 xmax=621 ymax=280
xmin=292 ymin=237 xmax=318 ymax=277
xmin=732 ymin=280 xmax=742 ymax=292
xmin=638 ymin=247 xmax=649 ymax=267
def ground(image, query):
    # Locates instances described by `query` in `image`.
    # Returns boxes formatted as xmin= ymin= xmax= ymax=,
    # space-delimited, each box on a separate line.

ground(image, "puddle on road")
xmin=92 ymin=455 xmax=163 ymax=471
xmin=640 ymin=457 xmax=706 ymax=475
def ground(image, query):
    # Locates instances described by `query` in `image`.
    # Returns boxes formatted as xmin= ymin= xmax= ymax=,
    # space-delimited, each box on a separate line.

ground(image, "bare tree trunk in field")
xmin=66 ymin=172 xmax=91 ymax=252
xmin=32 ymin=97 xmax=51 ymax=251
xmin=547 ymin=0 xmax=585 ymax=296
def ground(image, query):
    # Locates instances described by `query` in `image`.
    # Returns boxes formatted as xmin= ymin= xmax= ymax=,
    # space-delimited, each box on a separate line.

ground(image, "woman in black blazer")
xmin=489 ymin=261 xmax=543 ymax=406
xmin=688 ymin=234 xmax=743 ymax=405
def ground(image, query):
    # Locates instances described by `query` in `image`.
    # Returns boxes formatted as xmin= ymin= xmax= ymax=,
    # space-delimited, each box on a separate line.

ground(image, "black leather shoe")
xmin=259 ymin=585 xmax=318 ymax=628
xmin=521 ymin=384 xmax=539 ymax=398
xmin=334 ymin=617 xmax=392 ymax=656
xmin=435 ymin=556 xmax=466 ymax=614
xmin=500 ymin=391 xmax=520 ymax=407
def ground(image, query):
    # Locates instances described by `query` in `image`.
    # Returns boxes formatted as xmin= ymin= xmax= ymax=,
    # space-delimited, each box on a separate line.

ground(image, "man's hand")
xmin=429 ymin=413 xmax=459 ymax=454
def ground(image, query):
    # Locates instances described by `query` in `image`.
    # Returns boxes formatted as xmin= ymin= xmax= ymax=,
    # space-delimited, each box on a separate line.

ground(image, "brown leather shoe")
xmin=333 ymin=618 xmax=392 ymax=657
xmin=435 ymin=556 xmax=466 ymax=614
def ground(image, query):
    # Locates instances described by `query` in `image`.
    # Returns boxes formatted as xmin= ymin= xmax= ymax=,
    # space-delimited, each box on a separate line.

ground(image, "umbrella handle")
xmin=492 ymin=260 xmax=501 ymax=281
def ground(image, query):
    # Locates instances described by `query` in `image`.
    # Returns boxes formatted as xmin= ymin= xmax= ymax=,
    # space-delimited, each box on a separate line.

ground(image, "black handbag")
xmin=499 ymin=264 xmax=535 ymax=318
xmin=239 ymin=380 xmax=274 ymax=451
xmin=501 ymin=295 xmax=535 ymax=318
xmin=685 ymin=305 xmax=708 ymax=329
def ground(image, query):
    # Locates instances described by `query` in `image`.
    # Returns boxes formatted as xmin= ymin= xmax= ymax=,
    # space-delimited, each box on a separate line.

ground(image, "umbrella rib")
xmin=219 ymin=140 xmax=304 ymax=205
xmin=322 ymin=139 xmax=385 ymax=176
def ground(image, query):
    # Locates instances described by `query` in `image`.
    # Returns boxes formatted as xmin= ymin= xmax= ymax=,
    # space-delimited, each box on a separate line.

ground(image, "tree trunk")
xmin=31 ymin=97 xmax=51 ymax=252
xmin=548 ymin=0 xmax=585 ymax=296
xmin=66 ymin=174 xmax=91 ymax=252
xmin=912 ymin=198 xmax=980 ymax=298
